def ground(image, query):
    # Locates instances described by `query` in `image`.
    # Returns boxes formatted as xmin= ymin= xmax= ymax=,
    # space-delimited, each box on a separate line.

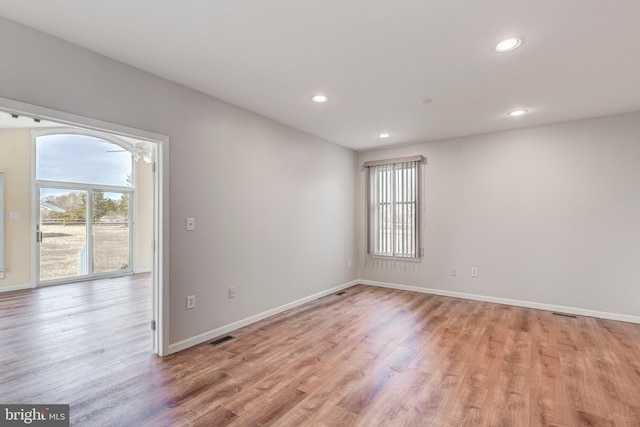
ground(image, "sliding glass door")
xmin=35 ymin=132 xmax=136 ymax=285
xmin=92 ymin=191 xmax=130 ymax=274
xmin=38 ymin=187 xmax=134 ymax=283
xmin=38 ymin=188 xmax=89 ymax=282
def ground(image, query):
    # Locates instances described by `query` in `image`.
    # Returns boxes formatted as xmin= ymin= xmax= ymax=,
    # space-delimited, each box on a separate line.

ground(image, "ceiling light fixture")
xmin=418 ymin=98 xmax=433 ymax=106
xmin=507 ymin=109 xmax=528 ymax=117
xmin=496 ymin=37 xmax=522 ymax=52
xmin=311 ymin=95 xmax=328 ymax=103
xmin=378 ymin=133 xmax=391 ymax=139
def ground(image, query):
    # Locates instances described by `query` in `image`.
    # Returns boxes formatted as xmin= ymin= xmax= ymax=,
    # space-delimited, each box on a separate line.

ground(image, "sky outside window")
xmin=36 ymin=134 xmax=132 ymax=187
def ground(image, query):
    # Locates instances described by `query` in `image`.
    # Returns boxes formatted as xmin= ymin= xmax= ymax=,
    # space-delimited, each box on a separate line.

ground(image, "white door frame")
xmin=0 ymin=96 xmax=169 ymax=356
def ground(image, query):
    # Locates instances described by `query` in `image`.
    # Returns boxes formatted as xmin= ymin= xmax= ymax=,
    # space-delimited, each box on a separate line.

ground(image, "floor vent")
xmin=552 ymin=312 xmax=578 ymax=318
xmin=209 ymin=335 xmax=234 ymax=346
xmin=336 ymin=291 xmax=347 ymax=296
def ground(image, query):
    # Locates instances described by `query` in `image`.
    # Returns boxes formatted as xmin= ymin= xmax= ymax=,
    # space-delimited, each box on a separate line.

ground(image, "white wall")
xmin=357 ymin=112 xmax=640 ymax=318
xmin=0 ymin=17 xmax=356 ymax=347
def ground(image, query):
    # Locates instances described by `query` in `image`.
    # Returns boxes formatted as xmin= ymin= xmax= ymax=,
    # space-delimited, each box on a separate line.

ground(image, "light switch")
xmin=186 ymin=217 xmax=195 ymax=231
xmin=8 ymin=212 xmax=20 ymax=220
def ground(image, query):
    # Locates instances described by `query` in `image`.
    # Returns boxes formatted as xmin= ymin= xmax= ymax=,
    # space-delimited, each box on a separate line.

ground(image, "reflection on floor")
xmin=2 ymin=279 xmax=640 ymax=426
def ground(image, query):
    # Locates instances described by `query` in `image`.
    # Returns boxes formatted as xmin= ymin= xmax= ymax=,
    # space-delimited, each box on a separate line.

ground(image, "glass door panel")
xmin=92 ymin=191 xmax=131 ymax=274
xmin=38 ymin=188 xmax=88 ymax=282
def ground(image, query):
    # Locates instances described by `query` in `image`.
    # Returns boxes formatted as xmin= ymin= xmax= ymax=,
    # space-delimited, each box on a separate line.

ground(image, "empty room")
xmin=1 ymin=1 xmax=639 ymax=426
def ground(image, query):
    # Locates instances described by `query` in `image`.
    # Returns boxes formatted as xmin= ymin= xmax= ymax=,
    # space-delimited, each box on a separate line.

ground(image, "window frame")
xmin=35 ymin=130 xmax=135 ymax=187
xmin=33 ymin=129 xmax=138 ymax=284
xmin=365 ymin=155 xmax=424 ymax=260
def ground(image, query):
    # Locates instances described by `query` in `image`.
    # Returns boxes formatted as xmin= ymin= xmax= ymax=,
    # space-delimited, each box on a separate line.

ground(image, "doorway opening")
xmin=0 ymin=97 xmax=166 ymax=356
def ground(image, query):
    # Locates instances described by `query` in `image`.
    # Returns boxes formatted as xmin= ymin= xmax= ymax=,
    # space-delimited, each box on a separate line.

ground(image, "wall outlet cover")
xmin=186 ymin=295 xmax=196 ymax=309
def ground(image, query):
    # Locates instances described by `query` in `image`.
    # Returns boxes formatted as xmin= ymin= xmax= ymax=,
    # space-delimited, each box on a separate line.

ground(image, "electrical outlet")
xmin=186 ymin=217 xmax=195 ymax=231
xmin=228 ymin=287 xmax=236 ymax=299
xmin=186 ymin=295 xmax=196 ymax=309
xmin=451 ymin=268 xmax=456 ymax=276
xmin=347 ymin=259 xmax=352 ymax=267
xmin=471 ymin=267 xmax=479 ymax=278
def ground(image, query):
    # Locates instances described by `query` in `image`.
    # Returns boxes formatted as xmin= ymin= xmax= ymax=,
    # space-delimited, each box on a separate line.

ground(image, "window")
xmin=35 ymin=131 xmax=138 ymax=282
xmin=365 ymin=156 xmax=423 ymax=259
xmin=36 ymin=133 xmax=132 ymax=186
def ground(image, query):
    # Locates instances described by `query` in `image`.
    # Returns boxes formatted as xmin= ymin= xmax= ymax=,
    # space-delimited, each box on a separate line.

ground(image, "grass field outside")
xmin=40 ymin=223 xmax=130 ymax=281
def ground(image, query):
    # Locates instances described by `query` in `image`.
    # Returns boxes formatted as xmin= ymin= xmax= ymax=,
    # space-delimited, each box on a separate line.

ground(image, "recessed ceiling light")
xmin=418 ymin=98 xmax=432 ymax=106
xmin=378 ymin=133 xmax=391 ymax=138
xmin=311 ymin=95 xmax=328 ymax=103
xmin=507 ymin=109 xmax=528 ymax=117
xmin=496 ymin=38 xmax=522 ymax=52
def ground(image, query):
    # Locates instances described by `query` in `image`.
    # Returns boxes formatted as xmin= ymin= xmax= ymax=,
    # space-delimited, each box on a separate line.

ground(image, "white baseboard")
xmin=168 ymin=280 xmax=359 ymax=354
xmin=0 ymin=282 xmax=36 ymax=293
xmin=359 ymin=279 xmax=640 ymax=325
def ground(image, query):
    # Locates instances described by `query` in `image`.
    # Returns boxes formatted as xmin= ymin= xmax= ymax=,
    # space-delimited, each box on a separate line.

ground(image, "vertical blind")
xmin=365 ymin=156 xmax=422 ymax=259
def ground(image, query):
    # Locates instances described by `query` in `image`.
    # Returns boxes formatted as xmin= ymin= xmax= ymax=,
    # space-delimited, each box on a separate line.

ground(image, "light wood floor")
xmin=1 ymin=278 xmax=639 ymax=426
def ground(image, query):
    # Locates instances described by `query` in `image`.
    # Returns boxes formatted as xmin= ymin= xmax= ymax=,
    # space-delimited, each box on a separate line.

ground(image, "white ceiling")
xmin=0 ymin=1 xmax=639 ymax=150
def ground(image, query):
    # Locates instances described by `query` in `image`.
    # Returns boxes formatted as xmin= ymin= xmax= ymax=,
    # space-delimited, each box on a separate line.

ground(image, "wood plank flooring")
xmin=1 ymin=278 xmax=640 ymax=426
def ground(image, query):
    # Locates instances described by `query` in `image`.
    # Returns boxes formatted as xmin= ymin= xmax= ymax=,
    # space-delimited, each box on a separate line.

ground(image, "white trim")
xmin=36 ymin=180 xmax=134 ymax=194
xmin=134 ymin=268 xmax=152 ymax=274
xmin=0 ymin=98 xmax=166 ymax=143
xmin=0 ymin=283 xmax=36 ymax=293
xmin=35 ymin=127 xmax=136 ymax=151
xmin=363 ymin=155 xmax=425 ymax=168
xmin=359 ymin=280 xmax=640 ymax=325
xmin=154 ymin=141 xmax=167 ymax=356
xmin=36 ymin=271 xmax=133 ymax=288
xmin=168 ymin=280 xmax=359 ymax=354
